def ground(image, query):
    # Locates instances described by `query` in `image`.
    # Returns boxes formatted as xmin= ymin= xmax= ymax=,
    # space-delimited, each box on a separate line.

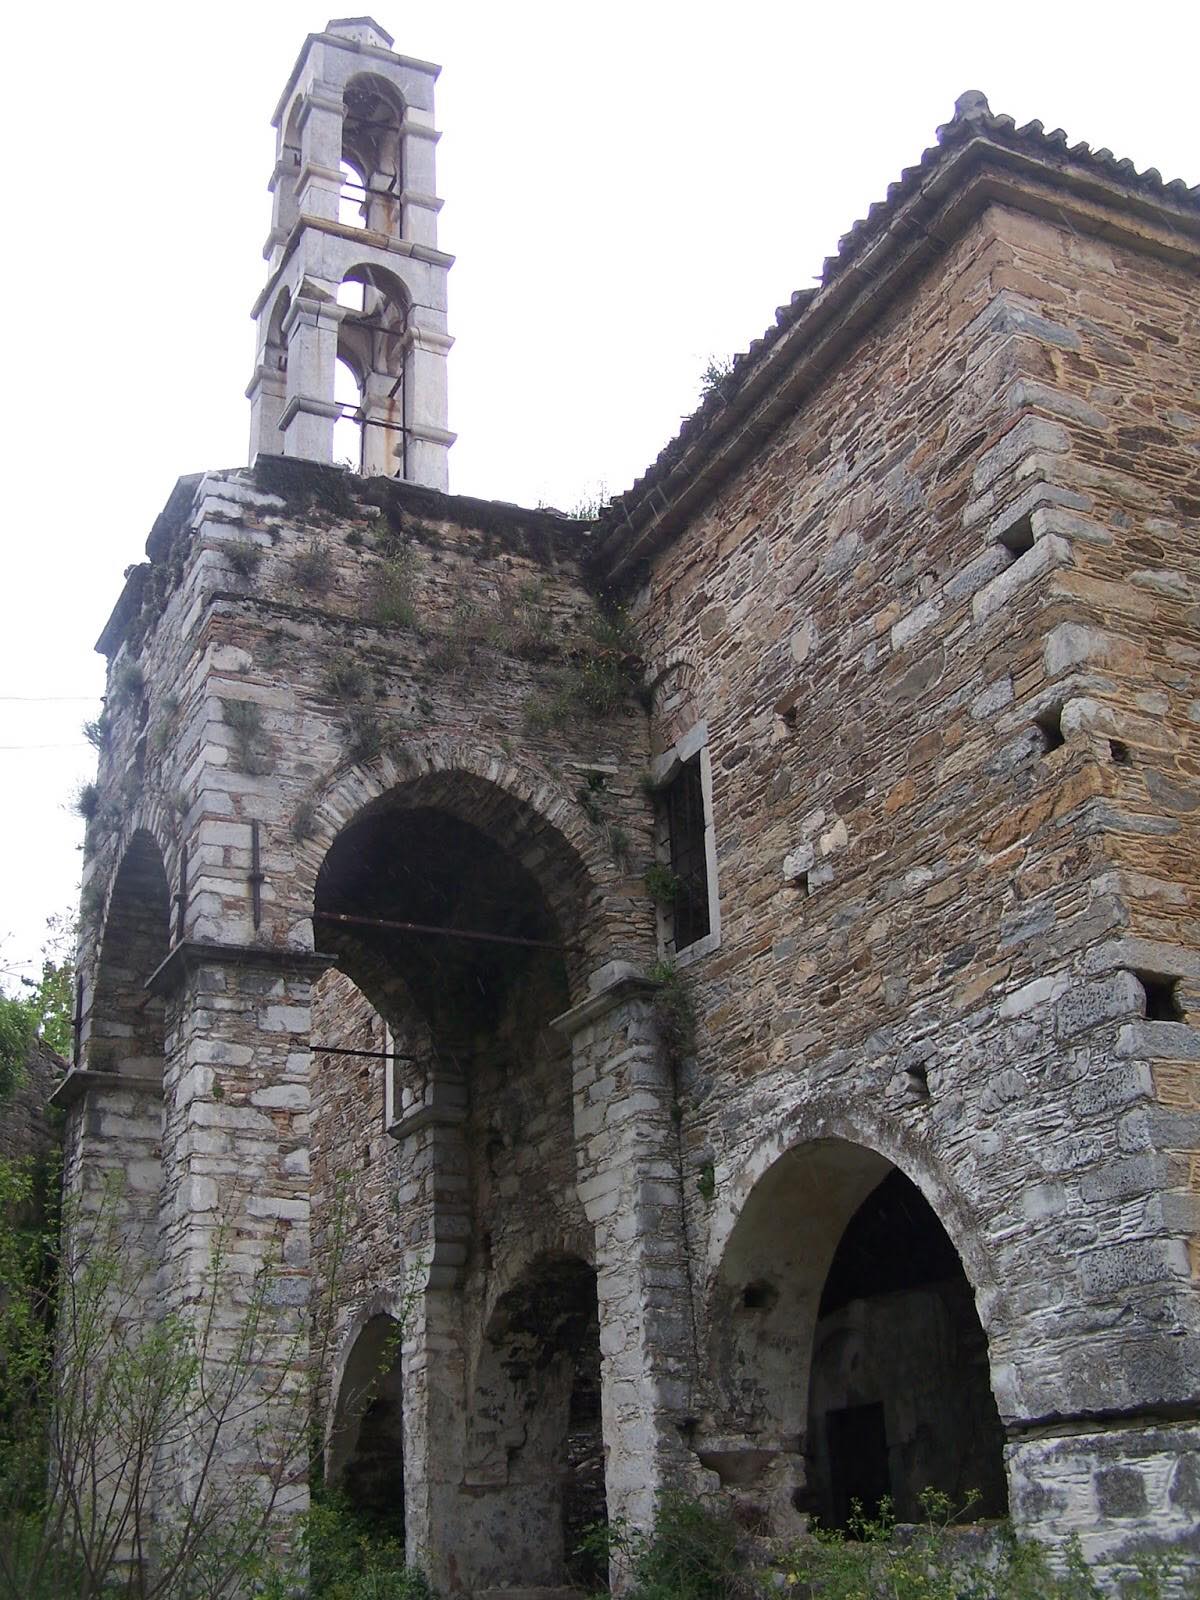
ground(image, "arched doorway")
xmin=807 ymin=1168 xmax=1007 ymax=1526
xmin=328 ymin=1314 xmax=406 ymax=1543
xmin=308 ymin=770 xmax=601 ymax=1587
xmin=85 ymin=828 xmax=171 ymax=1081
xmin=708 ymin=1138 xmax=1006 ymax=1534
xmin=466 ymin=1255 xmax=605 ymax=1590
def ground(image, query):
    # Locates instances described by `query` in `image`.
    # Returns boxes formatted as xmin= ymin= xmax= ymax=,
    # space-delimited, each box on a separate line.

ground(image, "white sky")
xmin=0 ymin=0 xmax=1195 ymax=984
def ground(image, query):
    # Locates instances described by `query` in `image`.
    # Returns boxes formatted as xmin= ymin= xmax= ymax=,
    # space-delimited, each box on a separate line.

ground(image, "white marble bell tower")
xmin=246 ymin=17 xmax=455 ymax=487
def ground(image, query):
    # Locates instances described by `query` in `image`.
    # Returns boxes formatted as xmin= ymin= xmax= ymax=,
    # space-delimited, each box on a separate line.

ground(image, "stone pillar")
xmin=281 ymin=294 xmax=341 ymax=462
xmin=294 ymin=86 xmax=344 ymax=223
xmin=552 ymin=966 xmax=698 ymax=1548
xmin=247 ymin=361 xmax=288 ymax=462
xmin=388 ymin=1067 xmax=470 ymax=1591
xmin=152 ymin=942 xmax=322 ymax=1546
xmin=404 ymin=325 xmax=454 ymax=490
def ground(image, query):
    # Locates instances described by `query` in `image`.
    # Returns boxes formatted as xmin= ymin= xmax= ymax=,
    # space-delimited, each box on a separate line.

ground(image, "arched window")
xmin=335 ymin=266 xmax=410 ymax=477
xmin=333 ymin=356 xmax=364 ymax=469
xmin=342 ymin=75 xmax=405 ymax=238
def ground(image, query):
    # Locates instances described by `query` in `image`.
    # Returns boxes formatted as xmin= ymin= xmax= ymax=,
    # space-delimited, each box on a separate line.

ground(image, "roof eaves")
xmin=595 ymin=93 xmax=1200 ymax=578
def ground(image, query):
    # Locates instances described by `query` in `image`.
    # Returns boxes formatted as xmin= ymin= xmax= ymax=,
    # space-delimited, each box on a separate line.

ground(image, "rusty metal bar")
xmin=250 ymin=821 xmax=264 ymax=930
xmin=72 ymin=972 xmax=84 ymax=1068
xmin=315 ymin=908 xmax=576 ymax=952
xmin=175 ymin=842 xmax=189 ymax=945
xmin=311 ymin=1045 xmax=415 ymax=1061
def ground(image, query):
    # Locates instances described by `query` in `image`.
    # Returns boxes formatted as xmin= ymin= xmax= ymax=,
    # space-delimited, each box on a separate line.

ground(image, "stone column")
xmin=552 ymin=965 xmax=698 ymax=1547
xmin=281 ymin=293 xmax=341 ymax=463
xmin=387 ymin=1064 xmax=470 ymax=1591
xmin=152 ymin=942 xmax=323 ymax=1547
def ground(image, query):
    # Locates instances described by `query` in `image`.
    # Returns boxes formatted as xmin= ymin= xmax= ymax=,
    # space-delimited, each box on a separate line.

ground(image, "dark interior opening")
xmin=809 ymin=1170 xmax=1007 ymax=1527
xmin=1035 ymin=706 xmax=1065 ymax=754
xmin=1139 ymin=972 xmax=1184 ymax=1022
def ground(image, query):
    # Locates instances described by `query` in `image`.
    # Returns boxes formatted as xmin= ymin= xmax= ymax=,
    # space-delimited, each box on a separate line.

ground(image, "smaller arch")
xmin=341 ymin=73 xmax=405 ymax=238
xmin=266 ymin=285 xmax=291 ymax=374
xmin=705 ymin=1129 xmax=1008 ymax=1536
xmin=327 ymin=1313 xmax=406 ymax=1541
xmin=464 ymin=1253 xmax=605 ymax=1591
xmin=336 ymin=264 xmax=410 ymax=476
xmin=86 ymin=828 xmax=172 ymax=1080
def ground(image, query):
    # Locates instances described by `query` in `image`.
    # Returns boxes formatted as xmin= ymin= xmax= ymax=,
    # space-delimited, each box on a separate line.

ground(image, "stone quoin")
xmin=59 ymin=15 xmax=1200 ymax=1594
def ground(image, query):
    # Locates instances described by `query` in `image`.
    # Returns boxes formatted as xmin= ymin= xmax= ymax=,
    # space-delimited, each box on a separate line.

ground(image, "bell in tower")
xmin=246 ymin=17 xmax=455 ymax=487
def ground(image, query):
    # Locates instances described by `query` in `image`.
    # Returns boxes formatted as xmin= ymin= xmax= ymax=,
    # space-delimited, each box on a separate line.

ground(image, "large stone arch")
xmin=292 ymin=739 xmax=626 ymax=988
xmin=84 ymin=826 xmax=173 ymax=1077
xmin=701 ymin=1107 xmax=1010 ymax=1536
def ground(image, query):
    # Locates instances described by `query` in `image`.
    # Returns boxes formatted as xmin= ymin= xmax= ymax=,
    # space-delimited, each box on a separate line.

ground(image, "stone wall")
xmin=624 ymin=194 xmax=1200 ymax=1567
xmin=63 ymin=102 xmax=1200 ymax=1594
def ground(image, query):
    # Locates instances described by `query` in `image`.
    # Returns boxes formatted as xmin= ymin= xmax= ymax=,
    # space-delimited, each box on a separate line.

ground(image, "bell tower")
xmin=246 ymin=17 xmax=455 ymax=488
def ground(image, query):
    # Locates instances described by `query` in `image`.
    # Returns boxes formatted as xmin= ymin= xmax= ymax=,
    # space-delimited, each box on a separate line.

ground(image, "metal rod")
xmin=311 ymin=1045 xmax=415 ymax=1061
xmin=72 ymin=973 xmax=84 ymax=1068
xmin=250 ymin=821 xmax=264 ymax=931
xmin=315 ymin=909 xmax=576 ymax=952
xmin=175 ymin=842 xmax=188 ymax=945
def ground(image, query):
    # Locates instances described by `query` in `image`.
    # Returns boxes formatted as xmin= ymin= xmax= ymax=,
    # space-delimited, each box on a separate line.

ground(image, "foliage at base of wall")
xmin=589 ymin=1493 xmax=1199 ymax=1600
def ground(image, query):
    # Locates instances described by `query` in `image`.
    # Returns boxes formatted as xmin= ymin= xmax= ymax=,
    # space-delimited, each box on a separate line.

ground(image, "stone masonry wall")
xmin=626 ymin=195 xmax=1200 ymax=1568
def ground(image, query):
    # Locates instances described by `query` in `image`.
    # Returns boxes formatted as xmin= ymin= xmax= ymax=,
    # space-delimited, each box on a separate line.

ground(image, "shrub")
xmin=649 ymin=960 xmax=696 ymax=1068
xmin=293 ymin=539 xmax=331 ymax=593
xmin=370 ymin=550 xmax=418 ymax=629
xmin=221 ymin=698 xmax=273 ymax=775
xmin=226 ymin=538 xmax=264 ymax=580
xmin=72 ymin=783 xmax=100 ymax=822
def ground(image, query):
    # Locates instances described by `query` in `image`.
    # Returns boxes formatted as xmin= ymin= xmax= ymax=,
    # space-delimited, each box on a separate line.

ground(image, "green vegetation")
xmin=584 ymin=1491 xmax=1198 ymax=1600
xmin=369 ymin=549 xmax=419 ymax=630
xmin=293 ymin=540 xmax=331 ymax=594
xmin=644 ymin=863 xmax=680 ymax=908
xmin=225 ymin=538 xmax=265 ymax=580
xmin=108 ymin=660 xmax=145 ymax=713
xmin=649 ymin=959 xmax=696 ymax=1069
xmin=222 ymin=697 xmax=274 ymax=776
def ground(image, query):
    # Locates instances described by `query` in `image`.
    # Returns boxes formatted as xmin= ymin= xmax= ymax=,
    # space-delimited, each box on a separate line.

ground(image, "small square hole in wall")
xmin=1138 ymin=972 xmax=1184 ymax=1022
xmin=1035 ymin=706 xmax=1066 ymax=754
xmin=904 ymin=1062 xmax=931 ymax=1100
xmin=998 ymin=514 xmax=1036 ymax=561
xmin=1110 ymin=739 xmax=1132 ymax=766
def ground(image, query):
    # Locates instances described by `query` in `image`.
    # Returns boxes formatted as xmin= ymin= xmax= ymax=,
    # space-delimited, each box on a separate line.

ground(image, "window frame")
xmin=649 ymin=719 xmax=721 ymax=966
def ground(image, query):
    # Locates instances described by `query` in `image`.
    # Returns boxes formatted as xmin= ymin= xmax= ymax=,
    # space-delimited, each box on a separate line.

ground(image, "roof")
xmin=594 ymin=92 xmax=1200 ymax=580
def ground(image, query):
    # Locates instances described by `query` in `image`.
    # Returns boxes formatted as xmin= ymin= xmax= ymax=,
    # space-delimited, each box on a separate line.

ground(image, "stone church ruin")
xmin=59 ymin=14 xmax=1200 ymax=1591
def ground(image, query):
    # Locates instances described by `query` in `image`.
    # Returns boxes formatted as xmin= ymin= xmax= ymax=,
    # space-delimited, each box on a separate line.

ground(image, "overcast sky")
xmin=1 ymin=0 xmax=1195 ymax=985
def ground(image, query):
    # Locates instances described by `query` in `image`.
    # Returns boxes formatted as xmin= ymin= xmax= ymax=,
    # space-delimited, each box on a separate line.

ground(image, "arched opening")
xmin=265 ymin=286 xmax=290 ymax=376
xmin=335 ymin=265 xmax=410 ymax=478
xmin=342 ymin=74 xmax=404 ymax=238
xmin=309 ymin=774 xmax=599 ymax=1587
xmin=339 ymin=158 xmax=368 ymax=229
xmin=808 ymin=1169 xmax=1007 ymax=1526
xmin=333 ymin=355 xmax=363 ymax=469
xmin=466 ymin=1255 xmax=605 ymax=1590
xmin=87 ymin=829 xmax=171 ymax=1079
xmin=708 ymin=1139 xmax=1006 ymax=1535
xmin=328 ymin=1314 xmax=406 ymax=1543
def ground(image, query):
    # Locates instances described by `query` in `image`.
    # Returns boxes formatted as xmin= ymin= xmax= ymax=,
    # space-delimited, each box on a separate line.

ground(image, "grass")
xmin=226 ymin=538 xmax=264 ymax=580
xmin=221 ymin=698 xmax=273 ymax=776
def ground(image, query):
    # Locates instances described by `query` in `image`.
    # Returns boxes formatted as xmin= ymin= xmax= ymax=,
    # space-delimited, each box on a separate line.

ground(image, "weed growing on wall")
xmin=108 ymin=659 xmax=145 ymax=713
xmin=650 ymin=960 xmax=696 ymax=1069
xmin=370 ymin=548 xmax=419 ymax=630
xmin=221 ymin=697 xmax=274 ymax=775
xmin=226 ymin=538 xmax=265 ymax=581
xmin=293 ymin=539 xmax=332 ymax=594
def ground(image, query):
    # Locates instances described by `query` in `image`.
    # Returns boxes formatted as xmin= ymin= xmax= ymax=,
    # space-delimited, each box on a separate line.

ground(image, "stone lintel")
xmin=549 ymin=964 xmax=661 ymax=1037
xmin=50 ymin=1068 xmax=162 ymax=1111
xmin=145 ymin=940 xmax=336 ymax=996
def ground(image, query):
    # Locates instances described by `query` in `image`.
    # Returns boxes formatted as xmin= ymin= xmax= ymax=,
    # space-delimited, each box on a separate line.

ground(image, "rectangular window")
xmin=665 ymin=754 xmax=710 ymax=951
